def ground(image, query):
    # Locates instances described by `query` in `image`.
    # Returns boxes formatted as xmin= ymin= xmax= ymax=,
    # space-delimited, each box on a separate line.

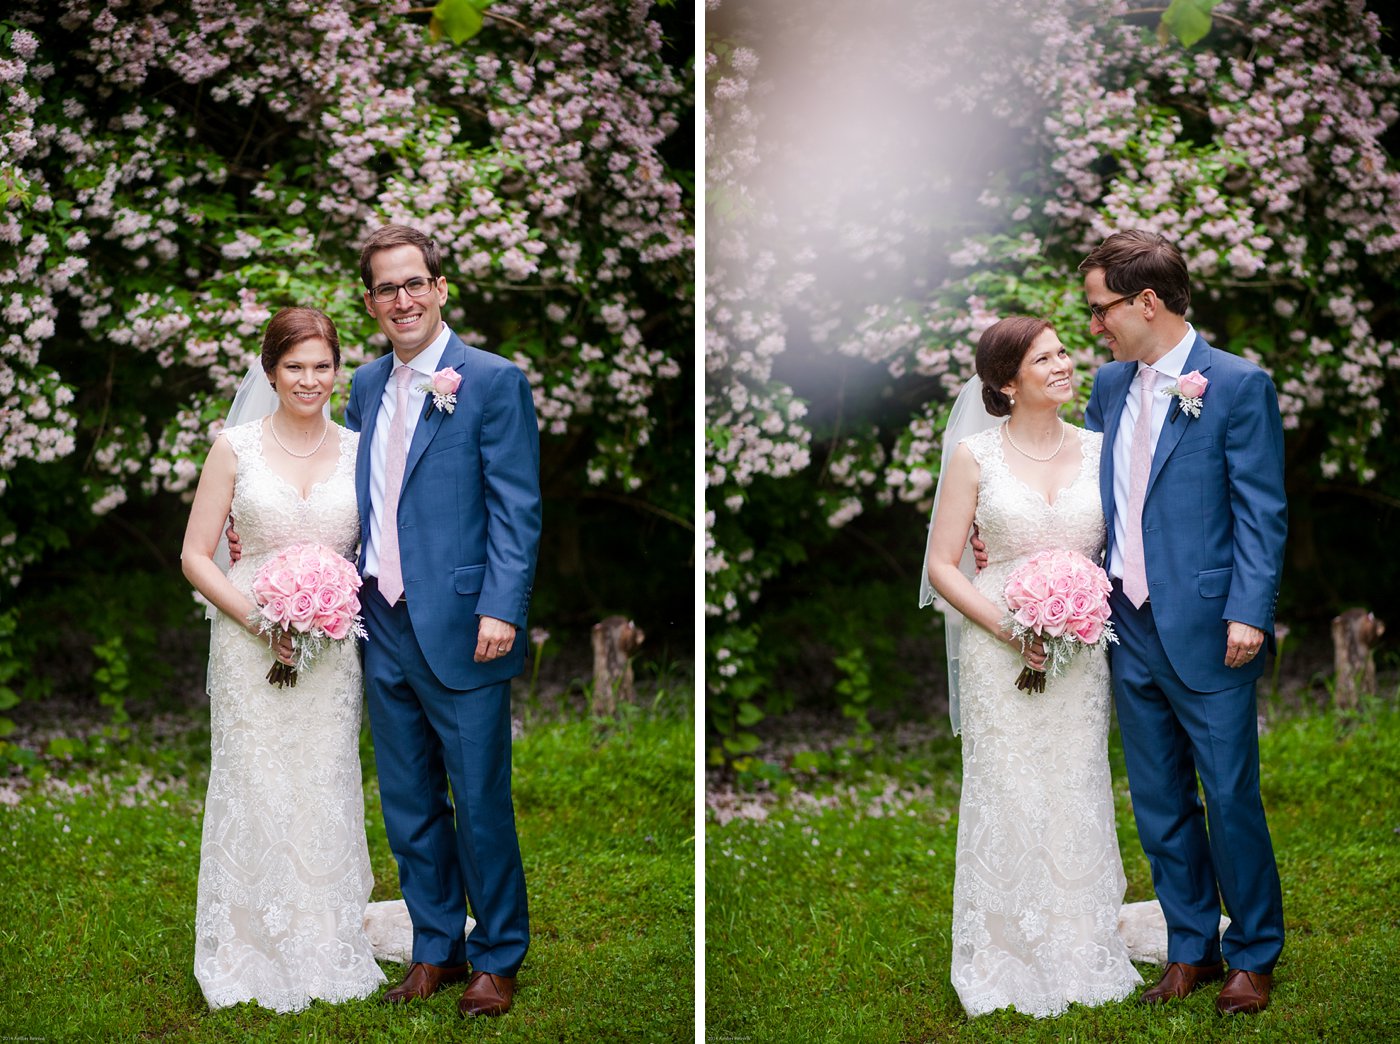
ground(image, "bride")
xmin=921 ymin=316 xmax=1142 ymax=1017
xmin=180 ymin=307 xmax=386 ymax=1011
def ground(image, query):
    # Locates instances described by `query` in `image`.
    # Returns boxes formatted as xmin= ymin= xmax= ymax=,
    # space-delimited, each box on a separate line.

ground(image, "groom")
xmin=348 ymin=224 xmax=541 ymax=1017
xmin=1081 ymin=231 xmax=1286 ymax=1015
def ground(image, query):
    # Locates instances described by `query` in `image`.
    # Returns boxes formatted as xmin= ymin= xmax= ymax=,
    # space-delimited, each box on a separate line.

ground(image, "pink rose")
xmin=287 ymin=590 xmax=317 ymax=633
xmin=1067 ymin=589 xmax=1096 ymax=621
xmin=1021 ymin=569 xmax=1052 ymax=603
xmin=322 ymin=609 xmax=353 ymax=641
xmin=259 ymin=566 xmax=298 ymax=599
xmin=1177 ymin=370 xmax=1208 ymax=399
xmin=261 ymin=595 xmax=290 ymax=627
xmin=431 ymin=367 xmax=462 ymax=396
xmin=1040 ymin=594 xmax=1070 ymax=637
xmin=1004 ymin=575 xmax=1030 ymax=609
xmin=315 ymin=586 xmax=344 ymax=618
xmin=1072 ymin=617 xmax=1104 ymax=644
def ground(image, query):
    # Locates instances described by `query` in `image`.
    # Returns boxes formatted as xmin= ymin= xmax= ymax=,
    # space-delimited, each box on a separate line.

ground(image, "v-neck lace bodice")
xmin=221 ymin=419 xmax=360 ymax=592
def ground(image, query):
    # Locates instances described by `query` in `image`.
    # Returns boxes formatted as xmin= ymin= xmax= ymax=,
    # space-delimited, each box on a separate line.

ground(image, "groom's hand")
xmin=226 ymin=518 xmax=242 ymax=563
xmin=970 ymin=526 xmax=988 ymax=572
xmin=475 ymin=615 xmax=517 ymax=662
xmin=1225 ymin=620 xmax=1265 ymax=668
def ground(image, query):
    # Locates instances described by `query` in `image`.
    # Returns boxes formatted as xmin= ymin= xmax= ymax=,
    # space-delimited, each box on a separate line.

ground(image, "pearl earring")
xmin=1009 ymin=396 xmax=1016 ymax=406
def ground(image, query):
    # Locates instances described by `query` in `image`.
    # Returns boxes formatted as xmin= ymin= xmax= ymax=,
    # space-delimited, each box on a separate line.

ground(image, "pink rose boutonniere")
xmin=1162 ymin=369 xmax=1208 ymax=420
xmin=420 ymin=366 xmax=462 ymax=418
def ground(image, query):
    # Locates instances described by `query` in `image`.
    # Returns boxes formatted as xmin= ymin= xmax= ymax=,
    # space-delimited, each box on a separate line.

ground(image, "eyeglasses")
xmin=369 ymin=277 xmax=438 ymax=303
xmin=1089 ymin=290 xmax=1142 ymax=323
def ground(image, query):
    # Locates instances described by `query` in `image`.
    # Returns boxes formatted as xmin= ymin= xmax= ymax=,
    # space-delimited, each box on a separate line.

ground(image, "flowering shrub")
xmin=0 ymin=3 xmax=692 ymax=652
xmin=706 ymin=0 xmax=1400 ymax=755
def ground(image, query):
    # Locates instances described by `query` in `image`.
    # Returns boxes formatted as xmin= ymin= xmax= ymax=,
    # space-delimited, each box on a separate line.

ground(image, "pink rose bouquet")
xmin=1002 ymin=548 xmax=1118 ymax=693
xmin=249 ymin=543 xmax=366 ymax=688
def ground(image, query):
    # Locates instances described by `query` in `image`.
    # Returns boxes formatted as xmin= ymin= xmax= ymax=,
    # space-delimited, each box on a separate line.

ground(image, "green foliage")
xmin=833 ymin=646 xmax=875 ymax=738
xmin=430 ymin=0 xmax=494 ymax=44
xmin=91 ymin=635 xmax=131 ymax=735
xmin=1158 ymin=0 xmax=1226 ymax=48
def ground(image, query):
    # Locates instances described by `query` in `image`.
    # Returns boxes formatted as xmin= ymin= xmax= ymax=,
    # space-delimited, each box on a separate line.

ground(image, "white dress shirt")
xmin=365 ymin=323 xmax=451 ymax=580
xmin=1108 ymin=324 xmax=1197 ymax=581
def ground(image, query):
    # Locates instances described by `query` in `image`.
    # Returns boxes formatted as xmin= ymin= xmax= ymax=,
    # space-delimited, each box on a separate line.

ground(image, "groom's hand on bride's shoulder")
xmin=226 ymin=518 xmax=242 ymax=563
xmin=970 ymin=526 xmax=988 ymax=572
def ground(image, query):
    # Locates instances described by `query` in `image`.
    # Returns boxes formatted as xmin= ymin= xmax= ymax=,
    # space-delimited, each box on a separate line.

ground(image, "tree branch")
xmin=578 ymin=490 xmax=693 ymax=531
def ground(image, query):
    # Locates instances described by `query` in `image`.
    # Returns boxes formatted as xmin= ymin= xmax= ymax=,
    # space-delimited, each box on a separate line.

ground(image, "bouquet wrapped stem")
xmin=1014 ymin=665 xmax=1046 ymax=694
xmin=266 ymin=662 xmax=298 ymax=688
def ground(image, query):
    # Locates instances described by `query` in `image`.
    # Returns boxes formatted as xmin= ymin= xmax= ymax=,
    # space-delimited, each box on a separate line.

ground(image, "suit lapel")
xmin=1147 ymin=335 xmax=1212 ymax=491
xmin=402 ymin=333 xmax=468 ymax=488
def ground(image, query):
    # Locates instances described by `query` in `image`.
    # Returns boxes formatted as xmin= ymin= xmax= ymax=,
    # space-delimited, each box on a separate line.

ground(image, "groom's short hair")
xmin=359 ymin=224 xmax=444 ymax=289
xmin=1079 ymin=231 xmax=1191 ymax=317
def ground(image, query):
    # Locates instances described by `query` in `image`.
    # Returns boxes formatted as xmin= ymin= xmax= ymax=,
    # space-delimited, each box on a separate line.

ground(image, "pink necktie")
xmin=1123 ymin=367 xmax=1157 ymax=608
xmin=378 ymin=366 xmax=411 ymax=604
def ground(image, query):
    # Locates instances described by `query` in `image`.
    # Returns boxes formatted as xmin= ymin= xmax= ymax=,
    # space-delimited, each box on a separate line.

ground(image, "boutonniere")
xmin=1161 ymin=369 xmax=1208 ymax=421
xmin=419 ymin=366 xmax=462 ymax=418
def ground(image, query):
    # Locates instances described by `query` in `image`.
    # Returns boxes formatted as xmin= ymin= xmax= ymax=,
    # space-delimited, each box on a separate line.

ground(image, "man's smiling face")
xmin=364 ymin=243 xmax=448 ymax=362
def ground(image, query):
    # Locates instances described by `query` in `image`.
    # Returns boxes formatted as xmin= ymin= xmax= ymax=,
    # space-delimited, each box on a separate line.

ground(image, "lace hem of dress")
xmin=957 ymin=973 xmax=1140 ymax=1020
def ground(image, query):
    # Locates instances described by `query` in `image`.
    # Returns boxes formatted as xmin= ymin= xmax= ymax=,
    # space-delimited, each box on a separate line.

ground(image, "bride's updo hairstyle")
xmin=261 ymin=307 xmax=342 ymax=376
xmin=975 ymin=316 xmax=1052 ymax=417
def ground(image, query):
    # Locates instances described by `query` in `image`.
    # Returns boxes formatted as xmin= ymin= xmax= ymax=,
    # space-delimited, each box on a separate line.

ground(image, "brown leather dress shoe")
xmin=381 ymin=961 xmax=471 ymax=1004
xmin=1140 ymin=961 xmax=1225 ymax=1004
xmin=459 ymin=970 xmax=516 ymax=1017
xmin=1216 ymin=969 xmax=1271 ymax=1014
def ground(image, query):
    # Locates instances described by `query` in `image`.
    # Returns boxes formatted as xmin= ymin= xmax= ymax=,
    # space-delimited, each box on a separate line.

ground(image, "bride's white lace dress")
xmin=194 ymin=420 xmax=386 ymax=1012
xmin=950 ymin=424 xmax=1141 ymax=1018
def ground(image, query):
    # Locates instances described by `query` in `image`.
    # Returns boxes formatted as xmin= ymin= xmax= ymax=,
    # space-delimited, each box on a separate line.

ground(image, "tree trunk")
xmin=1331 ymin=608 xmax=1384 ymax=709
xmin=591 ymin=616 xmax=645 ymax=715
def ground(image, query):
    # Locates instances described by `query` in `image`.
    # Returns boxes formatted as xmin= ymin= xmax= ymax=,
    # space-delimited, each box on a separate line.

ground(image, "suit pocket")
xmin=1197 ymin=566 xmax=1232 ymax=598
xmin=453 ymin=564 xmax=487 ymax=594
xmin=423 ymin=430 xmax=471 ymax=457
xmin=1173 ymin=433 xmax=1215 ymax=459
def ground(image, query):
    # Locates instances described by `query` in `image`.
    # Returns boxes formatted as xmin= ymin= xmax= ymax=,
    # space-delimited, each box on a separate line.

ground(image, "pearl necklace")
xmin=1004 ymin=419 xmax=1065 ymax=462
xmin=269 ymin=412 xmax=329 ymax=459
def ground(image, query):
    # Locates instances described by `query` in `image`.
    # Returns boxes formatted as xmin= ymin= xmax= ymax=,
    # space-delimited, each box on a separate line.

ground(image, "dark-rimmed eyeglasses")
xmin=369 ymin=277 xmax=437 ymax=303
xmin=1089 ymin=291 xmax=1142 ymax=323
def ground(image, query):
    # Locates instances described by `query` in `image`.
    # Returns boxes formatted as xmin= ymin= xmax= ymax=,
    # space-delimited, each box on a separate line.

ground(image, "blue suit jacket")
xmin=1085 ymin=333 xmax=1286 ymax=693
xmin=346 ymin=330 xmax=542 ymax=691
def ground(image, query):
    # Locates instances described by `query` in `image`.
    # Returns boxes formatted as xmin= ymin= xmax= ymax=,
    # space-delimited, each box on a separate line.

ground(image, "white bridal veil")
xmin=918 ymin=374 xmax=1001 ymax=735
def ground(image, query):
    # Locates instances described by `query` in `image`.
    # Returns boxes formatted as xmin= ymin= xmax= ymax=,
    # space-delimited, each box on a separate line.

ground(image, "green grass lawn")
xmin=706 ymin=702 xmax=1400 ymax=1042
xmin=0 ymin=701 xmax=694 ymax=1041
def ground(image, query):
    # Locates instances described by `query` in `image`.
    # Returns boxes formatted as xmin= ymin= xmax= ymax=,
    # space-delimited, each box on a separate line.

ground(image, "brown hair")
xmin=975 ymin=316 xmax=1053 ymax=417
xmin=261 ymin=307 xmax=341 ymax=374
xmin=359 ymin=224 xmax=443 ymax=290
xmin=1079 ymin=230 xmax=1191 ymax=316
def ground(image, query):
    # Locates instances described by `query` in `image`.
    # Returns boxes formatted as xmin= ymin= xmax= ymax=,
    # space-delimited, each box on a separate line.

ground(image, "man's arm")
xmin=474 ymin=364 xmax=542 ymax=656
xmin=1222 ymin=368 xmax=1288 ymax=661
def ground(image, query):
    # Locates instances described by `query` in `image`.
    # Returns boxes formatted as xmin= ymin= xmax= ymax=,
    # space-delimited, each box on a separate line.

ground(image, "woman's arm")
xmin=925 ymin=443 xmax=1044 ymax=667
xmin=180 ymin=436 xmax=262 ymax=636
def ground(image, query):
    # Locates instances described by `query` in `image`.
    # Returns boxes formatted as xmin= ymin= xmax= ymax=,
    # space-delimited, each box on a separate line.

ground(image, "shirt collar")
xmin=392 ymin=323 xmax=451 ymax=380
xmin=1139 ymin=323 xmax=1195 ymax=381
